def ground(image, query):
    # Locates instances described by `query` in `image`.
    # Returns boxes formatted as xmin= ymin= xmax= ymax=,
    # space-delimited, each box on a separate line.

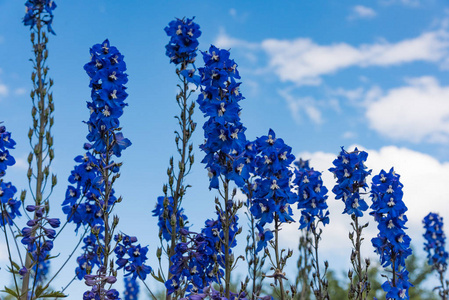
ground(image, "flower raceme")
xmin=0 ymin=125 xmax=21 ymax=227
xmin=197 ymin=45 xmax=247 ymax=190
xmin=165 ymin=17 xmax=201 ymax=66
xmin=23 ymin=0 xmax=57 ymax=33
xmin=329 ymin=147 xmax=371 ymax=217
xmin=294 ymin=161 xmax=329 ymax=231
xmin=370 ymin=168 xmax=413 ymax=299
xmin=83 ymin=39 xmax=131 ymax=157
xmin=423 ymin=212 xmax=448 ymax=269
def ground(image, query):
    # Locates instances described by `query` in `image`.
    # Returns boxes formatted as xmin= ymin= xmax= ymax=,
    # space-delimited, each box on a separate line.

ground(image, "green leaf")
xmin=2 ymin=286 xmax=19 ymax=298
xmin=39 ymin=291 xmax=67 ymax=298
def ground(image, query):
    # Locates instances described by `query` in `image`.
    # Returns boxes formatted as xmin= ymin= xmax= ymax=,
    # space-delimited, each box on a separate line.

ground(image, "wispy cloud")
xmin=366 ymin=76 xmax=449 ymax=144
xmin=380 ymin=0 xmax=420 ymax=7
xmin=261 ymin=30 xmax=449 ymax=85
xmin=278 ymin=89 xmax=323 ymax=124
xmin=215 ymin=27 xmax=449 ymax=86
xmin=348 ymin=5 xmax=377 ymax=20
xmin=0 ymin=83 xmax=9 ymax=101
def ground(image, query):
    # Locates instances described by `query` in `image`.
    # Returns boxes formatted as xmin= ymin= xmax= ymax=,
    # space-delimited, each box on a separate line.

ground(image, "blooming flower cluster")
xmin=197 ymin=45 xmax=247 ymax=189
xmin=0 ymin=127 xmax=21 ymax=226
xmin=75 ymin=227 xmax=104 ymax=280
xmin=248 ymin=129 xmax=298 ymax=252
xmin=123 ymin=276 xmax=139 ymax=300
xmin=423 ymin=212 xmax=448 ymax=270
xmin=166 ymin=210 xmax=239 ymax=295
xmin=183 ymin=285 xmax=248 ymax=300
xmin=294 ymin=161 xmax=329 ymax=231
xmin=165 ymin=17 xmax=201 ymax=66
xmin=152 ymin=196 xmax=188 ymax=241
xmin=370 ymin=168 xmax=412 ymax=299
xmin=83 ymin=267 xmax=120 ymax=300
xmin=62 ymin=152 xmax=118 ymax=229
xmin=114 ymin=234 xmax=152 ymax=280
xmin=23 ymin=0 xmax=57 ymax=33
xmin=21 ymin=204 xmax=60 ymax=278
xmin=0 ymin=126 xmax=16 ymax=177
xmin=329 ymin=147 xmax=371 ymax=217
xmin=83 ymin=39 xmax=131 ymax=157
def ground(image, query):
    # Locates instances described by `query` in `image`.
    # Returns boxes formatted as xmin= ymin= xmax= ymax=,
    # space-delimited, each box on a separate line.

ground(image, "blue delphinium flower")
xmin=69 ymin=40 xmax=137 ymax=298
xmin=75 ymin=226 xmax=104 ymax=280
xmin=23 ymin=0 xmax=57 ymax=34
xmin=152 ymin=196 xmax=188 ymax=241
xmin=114 ymin=234 xmax=152 ymax=280
xmin=165 ymin=17 xmax=201 ymax=66
xmin=197 ymin=45 xmax=247 ymax=190
xmin=423 ymin=212 xmax=449 ymax=297
xmin=248 ymin=129 xmax=298 ymax=252
xmin=329 ymin=147 xmax=371 ymax=217
xmin=423 ymin=212 xmax=448 ymax=269
xmin=83 ymin=39 xmax=131 ymax=156
xmin=329 ymin=147 xmax=372 ymax=298
xmin=295 ymin=163 xmax=329 ymax=231
xmin=123 ymin=276 xmax=139 ymax=300
xmin=0 ymin=125 xmax=17 ymax=177
xmin=166 ymin=210 xmax=239 ymax=296
xmin=370 ymin=168 xmax=413 ymax=299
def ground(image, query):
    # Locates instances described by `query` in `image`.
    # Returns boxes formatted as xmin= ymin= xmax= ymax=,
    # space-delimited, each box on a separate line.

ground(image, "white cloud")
xmin=278 ymin=89 xmax=323 ymax=124
xmin=229 ymin=8 xmax=237 ymax=17
xmin=279 ymin=146 xmax=449 ymax=262
xmin=349 ymin=5 xmax=377 ymax=19
xmin=261 ymin=30 xmax=449 ymax=85
xmin=342 ymin=131 xmax=357 ymax=139
xmin=214 ymin=29 xmax=258 ymax=50
xmin=380 ymin=0 xmax=420 ymax=7
xmin=215 ymin=26 xmax=449 ymax=86
xmin=0 ymin=83 xmax=9 ymax=100
xmin=14 ymin=88 xmax=26 ymax=96
xmin=366 ymin=76 xmax=449 ymax=143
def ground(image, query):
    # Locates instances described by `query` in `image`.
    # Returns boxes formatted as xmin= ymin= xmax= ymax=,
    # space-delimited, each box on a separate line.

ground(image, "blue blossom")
xmin=83 ymin=39 xmax=131 ymax=157
xmin=23 ymin=0 xmax=57 ymax=34
xmin=123 ymin=276 xmax=139 ymax=300
xmin=113 ymin=234 xmax=152 ymax=280
xmin=75 ymin=226 xmax=104 ymax=280
xmin=197 ymin=45 xmax=248 ymax=189
xmin=329 ymin=147 xmax=371 ymax=217
xmin=423 ymin=212 xmax=448 ymax=270
xmin=245 ymin=129 xmax=299 ymax=252
xmin=152 ymin=196 xmax=188 ymax=241
xmin=165 ymin=17 xmax=201 ymax=65
xmin=370 ymin=167 xmax=413 ymax=299
xmin=165 ymin=211 xmax=240 ymax=295
xmin=294 ymin=163 xmax=329 ymax=231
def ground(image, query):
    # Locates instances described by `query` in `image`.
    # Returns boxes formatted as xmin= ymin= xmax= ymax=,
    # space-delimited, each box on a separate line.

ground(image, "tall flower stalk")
xmin=248 ymin=129 xmax=299 ymax=300
xmin=329 ymin=147 xmax=371 ymax=300
xmin=295 ymin=160 xmax=330 ymax=300
xmin=423 ymin=212 xmax=448 ymax=299
xmin=196 ymin=45 xmax=248 ymax=298
xmin=370 ymin=168 xmax=413 ymax=299
xmin=79 ymin=39 xmax=132 ymax=299
xmin=156 ymin=18 xmax=201 ymax=300
xmin=22 ymin=1 xmax=58 ymax=299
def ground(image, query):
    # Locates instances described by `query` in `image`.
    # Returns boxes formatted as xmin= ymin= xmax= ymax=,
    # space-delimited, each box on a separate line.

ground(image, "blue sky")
xmin=1 ymin=0 xmax=449 ymax=298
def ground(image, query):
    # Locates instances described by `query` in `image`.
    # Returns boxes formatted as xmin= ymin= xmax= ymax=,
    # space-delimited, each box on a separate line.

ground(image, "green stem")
xmin=274 ymin=216 xmax=285 ymax=300
xmin=224 ymin=179 xmax=231 ymax=299
xmin=22 ymin=15 xmax=46 ymax=300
